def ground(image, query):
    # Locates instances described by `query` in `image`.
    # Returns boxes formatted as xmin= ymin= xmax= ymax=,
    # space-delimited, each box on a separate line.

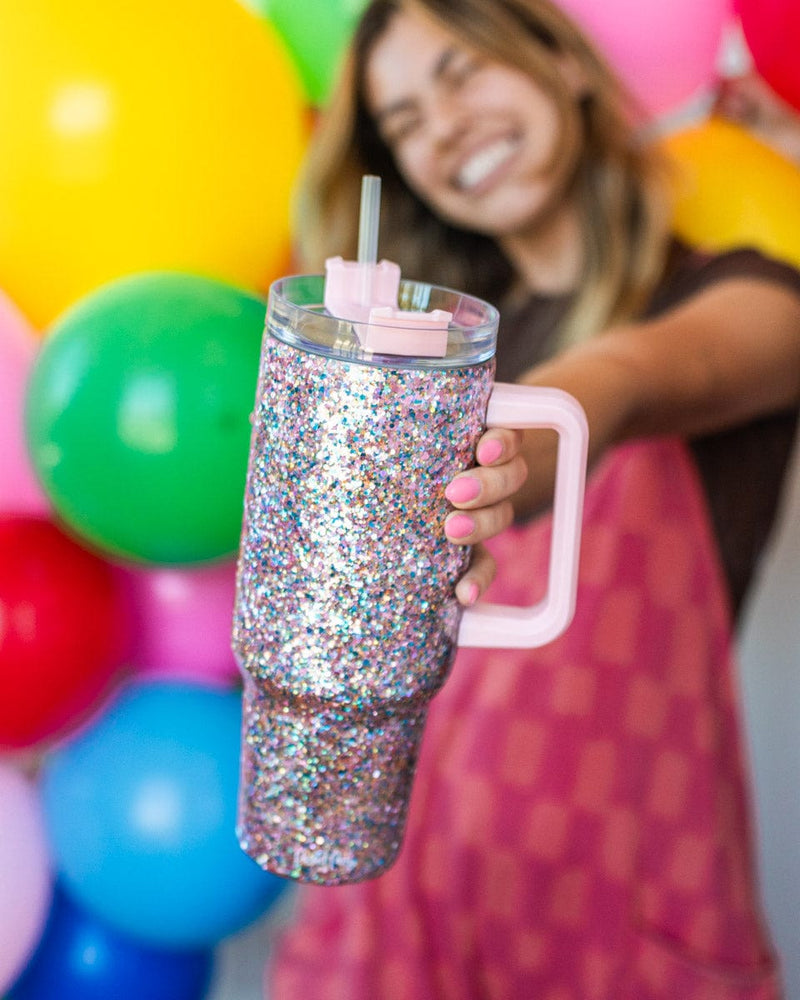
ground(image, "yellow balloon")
xmin=663 ymin=117 xmax=800 ymax=269
xmin=0 ymin=0 xmax=309 ymax=328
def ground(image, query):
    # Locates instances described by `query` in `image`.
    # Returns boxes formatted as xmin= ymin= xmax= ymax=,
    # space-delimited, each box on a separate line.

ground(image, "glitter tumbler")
xmin=233 ymin=274 xmax=588 ymax=885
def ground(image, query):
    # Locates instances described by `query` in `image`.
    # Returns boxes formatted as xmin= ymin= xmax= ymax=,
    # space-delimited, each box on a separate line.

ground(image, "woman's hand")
xmin=444 ymin=428 xmax=527 ymax=606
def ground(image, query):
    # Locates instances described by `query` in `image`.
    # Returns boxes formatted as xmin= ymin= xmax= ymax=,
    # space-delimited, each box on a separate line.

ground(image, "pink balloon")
xmin=556 ymin=0 xmax=733 ymax=118
xmin=0 ymin=290 xmax=49 ymax=514
xmin=119 ymin=560 xmax=240 ymax=686
xmin=736 ymin=0 xmax=800 ymax=112
xmin=0 ymin=763 xmax=53 ymax=993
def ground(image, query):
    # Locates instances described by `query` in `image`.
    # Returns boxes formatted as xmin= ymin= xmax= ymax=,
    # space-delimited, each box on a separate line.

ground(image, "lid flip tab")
xmin=363 ymin=306 xmax=452 ymax=357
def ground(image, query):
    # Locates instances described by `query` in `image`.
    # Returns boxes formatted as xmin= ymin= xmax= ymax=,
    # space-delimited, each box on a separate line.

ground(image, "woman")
xmin=270 ymin=1 xmax=800 ymax=996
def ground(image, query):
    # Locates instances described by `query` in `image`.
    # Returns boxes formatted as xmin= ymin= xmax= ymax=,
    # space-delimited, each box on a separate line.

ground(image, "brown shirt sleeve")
xmin=645 ymin=241 xmax=800 ymax=317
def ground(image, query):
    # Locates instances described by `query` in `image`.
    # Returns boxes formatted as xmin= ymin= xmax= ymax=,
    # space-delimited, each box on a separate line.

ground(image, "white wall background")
xmin=207 ymin=888 xmax=297 ymax=1000
xmin=739 ymin=436 xmax=800 ymax=999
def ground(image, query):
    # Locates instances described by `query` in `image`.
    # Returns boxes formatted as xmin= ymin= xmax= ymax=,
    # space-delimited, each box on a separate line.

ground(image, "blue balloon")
xmin=41 ymin=681 xmax=288 ymax=948
xmin=8 ymin=884 xmax=213 ymax=1000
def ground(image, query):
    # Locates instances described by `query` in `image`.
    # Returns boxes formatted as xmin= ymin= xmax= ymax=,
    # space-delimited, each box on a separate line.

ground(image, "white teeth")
xmin=457 ymin=137 xmax=517 ymax=190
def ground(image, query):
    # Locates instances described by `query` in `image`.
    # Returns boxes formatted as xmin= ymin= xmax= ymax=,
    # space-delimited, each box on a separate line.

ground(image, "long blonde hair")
xmin=294 ymin=0 xmax=673 ymax=346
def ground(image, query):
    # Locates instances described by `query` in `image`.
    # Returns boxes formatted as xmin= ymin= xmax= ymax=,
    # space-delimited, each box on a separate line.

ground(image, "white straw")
xmin=357 ymin=175 xmax=381 ymax=266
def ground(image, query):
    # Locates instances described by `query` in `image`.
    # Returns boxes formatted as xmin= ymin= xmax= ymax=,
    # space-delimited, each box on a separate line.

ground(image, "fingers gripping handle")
xmin=456 ymin=383 xmax=588 ymax=649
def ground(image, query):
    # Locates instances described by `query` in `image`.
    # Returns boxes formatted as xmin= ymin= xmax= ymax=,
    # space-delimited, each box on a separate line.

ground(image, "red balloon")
xmin=736 ymin=0 xmax=800 ymax=111
xmin=0 ymin=515 xmax=131 ymax=748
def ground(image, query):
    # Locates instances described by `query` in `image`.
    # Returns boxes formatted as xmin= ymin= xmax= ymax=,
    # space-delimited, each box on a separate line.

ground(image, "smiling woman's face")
xmin=364 ymin=7 xmax=580 ymax=240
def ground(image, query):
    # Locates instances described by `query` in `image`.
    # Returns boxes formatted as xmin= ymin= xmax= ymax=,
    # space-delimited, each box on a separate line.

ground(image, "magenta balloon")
xmin=0 ymin=763 xmax=53 ymax=993
xmin=556 ymin=0 xmax=732 ymax=118
xmin=736 ymin=0 xmax=800 ymax=111
xmin=119 ymin=561 xmax=240 ymax=686
xmin=0 ymin=292 xmax=48 ymax=514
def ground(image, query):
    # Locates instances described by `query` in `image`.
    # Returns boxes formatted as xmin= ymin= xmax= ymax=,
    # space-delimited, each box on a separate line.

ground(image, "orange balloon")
xmin=663 ymin=117 xmax=800 ymax=268
xmin=0 ymin=0 xmax=310 ymax=328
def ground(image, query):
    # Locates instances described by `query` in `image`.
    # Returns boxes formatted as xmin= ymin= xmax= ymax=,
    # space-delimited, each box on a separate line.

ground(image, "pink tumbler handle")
xmin=457 ymin=382 xmax=588 ymax=649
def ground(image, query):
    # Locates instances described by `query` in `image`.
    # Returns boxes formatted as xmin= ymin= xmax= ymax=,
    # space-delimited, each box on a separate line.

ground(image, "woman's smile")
xmin=454 ymin=134 xmax=522 ymax=193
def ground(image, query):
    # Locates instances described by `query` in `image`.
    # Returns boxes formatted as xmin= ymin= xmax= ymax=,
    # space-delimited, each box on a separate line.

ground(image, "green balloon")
xmin=253 ymin=0 xmax=369 ymax=105
xmin=26 ymin=272 xmax=266 ymax=565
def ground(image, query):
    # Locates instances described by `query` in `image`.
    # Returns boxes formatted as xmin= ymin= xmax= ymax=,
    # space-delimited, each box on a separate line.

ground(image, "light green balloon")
xmin=251 ymin=0 xmax=369 ymax=105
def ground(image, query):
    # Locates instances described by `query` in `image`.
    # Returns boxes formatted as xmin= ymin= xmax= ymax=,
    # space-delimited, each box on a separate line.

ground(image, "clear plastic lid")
xmin=266 ymin=274 xmax=499 ymax=371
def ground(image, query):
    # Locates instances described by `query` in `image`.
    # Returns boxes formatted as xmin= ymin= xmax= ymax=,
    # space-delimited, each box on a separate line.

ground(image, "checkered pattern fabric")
xmin=268 ymin=438 xmax=781 ymax=1000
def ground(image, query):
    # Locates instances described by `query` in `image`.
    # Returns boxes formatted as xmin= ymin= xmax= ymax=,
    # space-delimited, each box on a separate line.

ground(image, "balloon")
xmin=0 ymin=291 xmax=48 ymax=514
xmin=736 ymin=0 xmax=800 ymax=112
xmin=556 ymin=0 xmax=732 ymax=118
xmin=663 ymin=117 xmax=800 ymax=269
xmin=119 ymin=560 xmax=240 ymax=686
xmin=0 ymin=765 xmax=53 ymax=995
xmin=25 ymin=272 xmax=265 ymax=565
xmin=0 ymin=515 xmax=130 ymax=749
xmin=0 ymin=0 xmax=308 ymax=329
xmin=252 ymin=0 xmax=369 ymax=105
xmin=8 ymin=885 xmax=213 ymax=1000
xmin=41 ymin=681 xmax=288 ymax=948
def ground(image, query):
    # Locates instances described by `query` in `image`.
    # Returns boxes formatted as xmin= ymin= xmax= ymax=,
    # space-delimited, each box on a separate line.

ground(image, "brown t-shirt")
xmin=495 ymin=241 xmax=800 ymax=621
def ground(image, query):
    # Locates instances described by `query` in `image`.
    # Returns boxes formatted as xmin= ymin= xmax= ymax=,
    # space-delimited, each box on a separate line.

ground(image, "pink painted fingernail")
xmin=476 ymin=438 xmax=503 ymax=465
xmin=446 ymin=513 xmax=474 ymax=540
xmin=463 ymin=581 xmax=479 ymax=606
xmin=445 ymin=476 xmax=481 ymax=504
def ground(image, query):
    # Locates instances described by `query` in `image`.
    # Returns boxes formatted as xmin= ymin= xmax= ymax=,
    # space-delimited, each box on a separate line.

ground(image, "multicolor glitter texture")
xmin=233 ymin=330 xmax=495 ymax=885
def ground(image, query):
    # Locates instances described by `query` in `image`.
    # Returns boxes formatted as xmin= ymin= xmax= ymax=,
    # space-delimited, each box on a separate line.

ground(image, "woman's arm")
xmin=446 ymin=276 xmax=800 ymax=603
